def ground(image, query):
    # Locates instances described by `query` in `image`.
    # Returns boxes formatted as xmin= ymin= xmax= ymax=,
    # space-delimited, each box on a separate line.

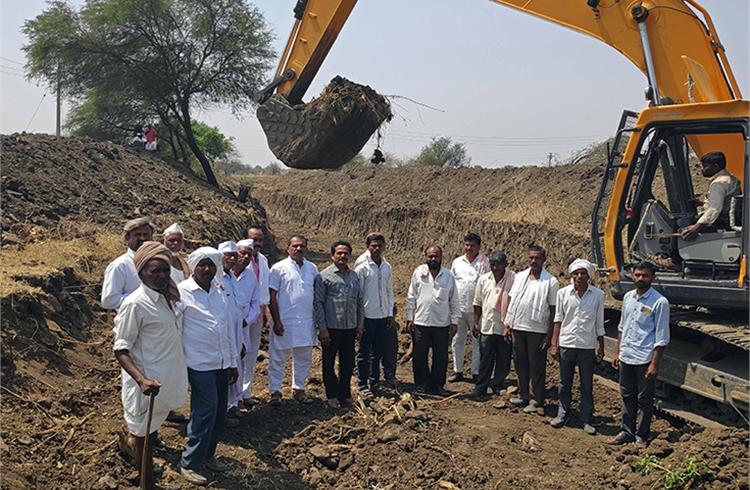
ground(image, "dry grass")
xmin=1 ymin=224 xmax=124 ymax=300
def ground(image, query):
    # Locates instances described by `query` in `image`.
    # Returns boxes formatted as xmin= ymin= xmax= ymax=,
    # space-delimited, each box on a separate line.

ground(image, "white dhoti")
xmin=242 ymin=317 xmax=264 ymax=397
xmin=229 ymin=320 xmax=251 ymax=406
xmin=268 ymin=334 xmax=313 ymax=392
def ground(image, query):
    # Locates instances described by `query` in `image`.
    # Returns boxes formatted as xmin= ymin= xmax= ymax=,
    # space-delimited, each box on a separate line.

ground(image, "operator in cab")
xmin=680 ymin=151 xmax=741 ymax=240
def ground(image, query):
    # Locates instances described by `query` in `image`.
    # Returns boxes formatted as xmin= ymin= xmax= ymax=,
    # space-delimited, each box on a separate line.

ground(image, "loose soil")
xmin=1 ymin=135 xmax=747 ymax=489
xmin=259 ymin=77 xmax=392 ymax=170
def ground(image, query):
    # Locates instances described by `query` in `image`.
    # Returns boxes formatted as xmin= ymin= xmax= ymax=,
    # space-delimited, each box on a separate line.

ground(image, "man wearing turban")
xmin=177 ymin=247 xmax=239 ymax=485
xmin=113 ymin=241 xmax=187 ymax=489
xmin=548 ymin=258 xmax=605 ymax=435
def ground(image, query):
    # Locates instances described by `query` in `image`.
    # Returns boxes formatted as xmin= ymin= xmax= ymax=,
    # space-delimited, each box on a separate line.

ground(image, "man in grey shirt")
xmin=314 ymin=240 xmax=364 ymax=408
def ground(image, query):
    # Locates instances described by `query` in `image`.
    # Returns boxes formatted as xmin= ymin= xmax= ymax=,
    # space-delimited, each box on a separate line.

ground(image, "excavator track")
xmin=603 ymin=308 xmax=749 ymax=417
xmin=669 ymin=308 xmax=750 ymax=351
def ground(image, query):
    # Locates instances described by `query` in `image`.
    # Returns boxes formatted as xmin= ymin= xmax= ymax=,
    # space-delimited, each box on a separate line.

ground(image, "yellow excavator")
xmin=256 ymin=0 xmax=748 ymax=418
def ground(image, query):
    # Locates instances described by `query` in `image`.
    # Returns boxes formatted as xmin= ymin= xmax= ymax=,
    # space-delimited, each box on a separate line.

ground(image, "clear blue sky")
xmin=1 ymin=1 xmax=747 ymax=167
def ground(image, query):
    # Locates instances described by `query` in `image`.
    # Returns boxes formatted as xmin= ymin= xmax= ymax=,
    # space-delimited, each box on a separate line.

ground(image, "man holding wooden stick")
xmin=114 ymin=241 xmax=187 ymax=489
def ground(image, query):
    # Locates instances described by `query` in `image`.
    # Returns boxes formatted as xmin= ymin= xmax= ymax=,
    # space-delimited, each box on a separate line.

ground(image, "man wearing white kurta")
xmin=241 ymin=226 xmax=270 ymax=405
xmin=230 ymin=239 xmax=260 ymax=410
xmin=215 ymin=241 xmax=243 ymax=426
xmin=449 ymin=233 xmax=490 ymax=382
xmin=114 ymin=241 xmax=186 ymax=489
xmin=102 ymin=217 xmax=155 ymax=311
xmin=268 ymin=235 xmax=319 ymax=405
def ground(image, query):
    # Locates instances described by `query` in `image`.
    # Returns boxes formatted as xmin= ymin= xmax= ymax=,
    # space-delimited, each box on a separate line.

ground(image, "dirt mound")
xmin=253 ymin=161 xmax=603 ymax=283
xmin=1 ymin=133 xmax=273 ymax=250
xmin=258 ymin=77 xmax=392 ymax=169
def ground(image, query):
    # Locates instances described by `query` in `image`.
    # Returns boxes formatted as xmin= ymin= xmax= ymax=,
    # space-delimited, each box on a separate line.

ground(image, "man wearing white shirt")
xmin=505 ymin=245 xmax=560 ymax=414
xmin=449 ymin=233 xmax=490 ymax=383
xmin=549 ymin=259 xmax=605 ymax=435
xmin=469 ymin=251 xmax=515 ymax=399
xmin=162 ymin=222 xmax=191 ymax=284
xmin=405 ymin=245 xmax=460 ymax=396
xmin=354 ymin=233 xmax=395 ymax=393
xmin=114 ymin=241 xmax=186 ymax=490
xmin=242 ymin=226 xmax=270 ymax=406
xmin=230 ymin=239 xmax=261 ymax=414
xmin=178 ymin=247 xmax=239 ymax=485
xmin=268 ymin=235 xmax=319 ymax=405
xmin=101 ymin=217 xmax=155 ymax=311
xmin=216 ymin=241 xmax=242 ymax=428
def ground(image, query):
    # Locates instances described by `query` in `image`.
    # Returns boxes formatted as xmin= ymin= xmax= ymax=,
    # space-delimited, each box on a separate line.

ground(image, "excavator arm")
xmin=257 ymin=0 xmax=742 ymax=169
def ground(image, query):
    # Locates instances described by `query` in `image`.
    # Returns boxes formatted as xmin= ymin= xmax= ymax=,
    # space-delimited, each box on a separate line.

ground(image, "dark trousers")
xmin=512 ymin=330 xmax=548 ymax=405
xmin=619 ymin=361 xmax=655 ymax=438
xmin=557 ymin=347 xmax=595 ymax=423
xmin=357 ymin=317 xmax=387 ymax=388
xmin=383 ymin=322 xmax=399 ymax=380
xmin=412 ymin=325 xmax=450 ymax=389
xmin=322 ymin=329 xmax=356 ymax=400
xmin=182 ymin=368 xmax=229 ymax=470
xmin=475 ymin=334 xmax=512 ymax=393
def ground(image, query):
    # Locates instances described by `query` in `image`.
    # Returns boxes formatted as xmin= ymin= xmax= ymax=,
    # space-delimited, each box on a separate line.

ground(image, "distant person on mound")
xmin=145 ymin=125 xmax=157 ymax=151
xmin=268 ymin=235 xmax=319 ymax=405
xmin=406 ymin=245 xmax=460 ymax=397
xmin=314 ymin=240 xmax=364 ymax=408
xmin=102 ymin=217 xmax=155 ymax=312
xmin=114 ymin=242 xmax=186 ymax=490
xmin=468 ymin=251 xmax=515 ymax=400
xmin=131 ymin=123 xmax=146 ymax=147
xmin=548 ymin=259 xmax=605 ymax=435
xmin=505 ymin=244 xmax=560 ymax=415
xmin=680 ymin=151 xmax=741 ymax=240
xmin=354 ymin=233 xmax=397 ymax=394
xmin=162 ymin=222 xmax=190 ymax=284
xmin=241 ymin=225 xmax=271 ymax=407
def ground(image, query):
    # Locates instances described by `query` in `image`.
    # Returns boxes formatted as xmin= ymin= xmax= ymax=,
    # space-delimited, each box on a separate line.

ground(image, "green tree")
xmin=23 ymin=0 xmax=275 ymax=188
xmin=413 ymin=136 xmax=471 ymax=168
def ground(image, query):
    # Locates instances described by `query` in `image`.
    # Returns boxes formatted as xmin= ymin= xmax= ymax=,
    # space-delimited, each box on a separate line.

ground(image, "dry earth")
xmin=1 ymin=135 xmax=747 ymax=490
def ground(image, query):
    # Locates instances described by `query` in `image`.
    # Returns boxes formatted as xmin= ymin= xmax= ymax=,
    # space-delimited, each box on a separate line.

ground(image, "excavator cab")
xmin=593 ymin=101 xmax=749 ymax=310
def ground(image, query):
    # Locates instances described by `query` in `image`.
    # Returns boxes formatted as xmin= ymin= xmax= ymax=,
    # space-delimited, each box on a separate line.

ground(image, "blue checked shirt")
xmin=618 ymin=287 xmax=670 ymax=365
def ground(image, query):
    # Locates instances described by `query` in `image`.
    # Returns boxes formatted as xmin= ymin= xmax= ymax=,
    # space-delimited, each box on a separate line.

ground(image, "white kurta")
xmin=451 ymin=254 xmax=490 ymax=314
xmin=101 ymin=248 xmax=141 ymax=311
xmin=170 ymin=265 xmax=187 ymax=285
xmin=268 ymin=257 xmax=319 ymax=350
xmin=114 ymin=285 xmax=187 ymax=437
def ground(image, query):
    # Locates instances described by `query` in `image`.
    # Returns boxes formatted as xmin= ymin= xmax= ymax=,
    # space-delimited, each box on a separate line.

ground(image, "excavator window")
xmin=620 ymin=122 xmax=746 ymax=282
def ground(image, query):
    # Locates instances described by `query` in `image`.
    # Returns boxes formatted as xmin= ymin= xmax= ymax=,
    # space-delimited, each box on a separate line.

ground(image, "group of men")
xmin=104 ymin=221 xmax=671 ymax=488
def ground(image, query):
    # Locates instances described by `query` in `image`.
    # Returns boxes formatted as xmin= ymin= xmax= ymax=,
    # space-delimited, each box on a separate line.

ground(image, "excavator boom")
xmin=258 ymin=0 xmax=742 ymax=170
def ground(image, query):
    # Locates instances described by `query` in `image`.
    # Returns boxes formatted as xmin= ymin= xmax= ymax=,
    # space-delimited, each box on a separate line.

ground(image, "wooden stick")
xmin=141 ymin=393 xmax=156 ymax=490
xmin=1 ymin=385 xmax=54 ymax=420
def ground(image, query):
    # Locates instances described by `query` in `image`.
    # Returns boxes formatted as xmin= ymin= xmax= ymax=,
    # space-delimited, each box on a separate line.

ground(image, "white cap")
xmin=237 ymin=239 xmax=255 ymax=249
xmin=218 ymin=241 xmax=238 ymax=253
xmin=163 ymin=223 xmax=184 ymax=236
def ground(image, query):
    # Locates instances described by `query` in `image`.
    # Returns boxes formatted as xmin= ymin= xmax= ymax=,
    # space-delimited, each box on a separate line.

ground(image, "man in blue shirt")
xmin=611 ymin=261 xmax=670 ymax=446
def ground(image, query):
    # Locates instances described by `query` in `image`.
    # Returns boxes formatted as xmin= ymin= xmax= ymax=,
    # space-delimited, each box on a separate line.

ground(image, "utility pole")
xmin=547 ymin=152 xmax=553 ymax=167
xmin=55 ymin=62 xmax=61 ymax=137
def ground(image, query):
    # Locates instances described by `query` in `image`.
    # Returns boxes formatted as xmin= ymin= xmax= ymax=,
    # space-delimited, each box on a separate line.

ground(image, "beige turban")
xmin=568 ymin=258 xmax=596 ymax=278
xmin=123 ymin=217 xmax=156 ymax=235
xmin=134 ymin=241 xmax=180 ymax=302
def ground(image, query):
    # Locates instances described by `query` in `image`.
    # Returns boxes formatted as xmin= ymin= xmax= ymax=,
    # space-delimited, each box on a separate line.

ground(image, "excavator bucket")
xmin=257 ymin=77 xmax=392 ymax=170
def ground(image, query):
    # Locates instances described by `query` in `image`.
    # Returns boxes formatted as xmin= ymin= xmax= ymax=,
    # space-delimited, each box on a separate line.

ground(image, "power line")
xmin=24 ymin=92 xmax=47 ymax=132
xmin=389 ymin=128 xmax=608 ymax=142
xmin=0 ymin=70 xmax=25 ymax=78
xmin=0 ymin=56 xmax=23 ymax=65
xmin=0 ymin=64 xmax=24 ymax=72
